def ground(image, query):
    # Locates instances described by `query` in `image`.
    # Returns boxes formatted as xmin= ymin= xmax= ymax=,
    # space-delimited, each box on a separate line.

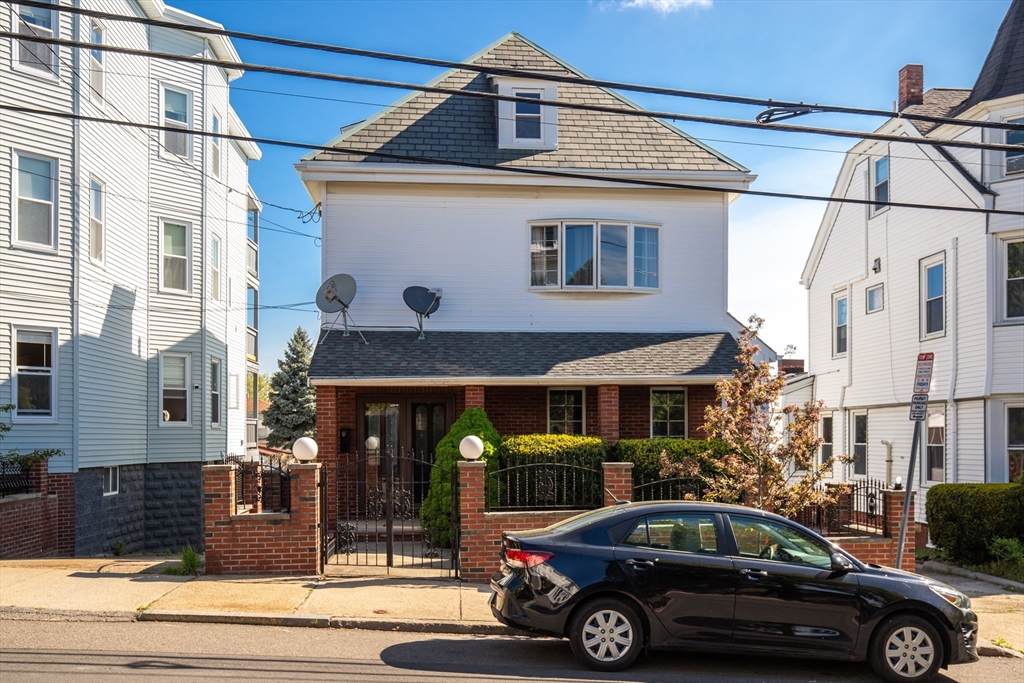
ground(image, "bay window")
xmin=1007 ymin=117 xmax=1024 ymax=175
xmin=529 ymin=220 xmax=659 ymax=290
xmin=1006 ymin=240 xmax=1023 ymax=320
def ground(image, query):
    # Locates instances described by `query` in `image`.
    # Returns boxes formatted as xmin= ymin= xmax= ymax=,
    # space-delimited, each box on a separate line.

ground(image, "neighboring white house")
xmin=783 ymin=0 xmax=1024 ymax=534
xmin=0 ymin=0 xmax=261 ymax=555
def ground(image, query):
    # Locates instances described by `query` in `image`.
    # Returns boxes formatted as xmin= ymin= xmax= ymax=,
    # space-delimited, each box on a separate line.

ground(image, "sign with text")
xmin=909 ymin=394 xmax=929 ymax=421
xmin=913 ymin=353 xmax=935 ymax=395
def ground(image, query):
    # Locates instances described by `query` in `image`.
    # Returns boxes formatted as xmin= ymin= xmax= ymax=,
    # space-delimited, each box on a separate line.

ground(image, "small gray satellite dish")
xmin=403 ymin=286 xmax=443 ymax=339
xmin=316 ymin=274 xmax=357 ymax=313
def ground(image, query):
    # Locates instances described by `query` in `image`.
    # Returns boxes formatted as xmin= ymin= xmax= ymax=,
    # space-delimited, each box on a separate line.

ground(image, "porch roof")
xmin=308 ymin=331 xmax=740 ymax=385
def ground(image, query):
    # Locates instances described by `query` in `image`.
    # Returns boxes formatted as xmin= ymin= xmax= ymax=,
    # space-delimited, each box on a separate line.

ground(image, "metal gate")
xmin=331 ymin=448 xmax=458 ymax=576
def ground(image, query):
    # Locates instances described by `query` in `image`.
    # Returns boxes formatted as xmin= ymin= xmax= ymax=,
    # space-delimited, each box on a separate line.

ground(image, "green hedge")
xmin=496 ymin=434 xmax=607 ymax=509
xmin=927 ymin=483 xmax=1024 ymax=564
xmin=612 ymin=438 xmax=731 ymax=483
xmin=419 ymin=407 xmax=500 ymax=547
xmin=499 ymin=434 xmax=607 ymax=468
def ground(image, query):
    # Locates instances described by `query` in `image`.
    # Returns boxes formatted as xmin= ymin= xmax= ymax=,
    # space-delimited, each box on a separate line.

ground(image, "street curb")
xmin=138 ymin=610 xmax=333 ymax=628
xmin=920 ymin=560 xmax=1024 ymax=592
xmin=978 ymin=642 xmax=1024 ymax=659
xmin=0 ymin=606 xmax=135 ymax=622
xmin=330 ymin=617 xmax=527 ymax=636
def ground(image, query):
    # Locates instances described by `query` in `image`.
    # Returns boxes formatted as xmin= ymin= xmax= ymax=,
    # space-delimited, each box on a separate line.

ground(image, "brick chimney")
xmin=898 ymin=64 xmax=924 ymax=110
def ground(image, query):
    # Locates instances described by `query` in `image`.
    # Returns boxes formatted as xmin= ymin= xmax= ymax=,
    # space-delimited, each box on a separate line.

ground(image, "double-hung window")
xmin=921 ymin=255 xmax=945 ymax=338
xmin=873 ymin=155 xmax=889 ymax=212
xmin=210 ymin=114 xmax=221 ymax=178
xmin=820 ymin=415 xmax=834 ymax=465
xmin=1007 ymin=118 xmax=1024 ymax=175
xmin=529 ymin=221 xmax=659 ymax=290
xmin=15 ymin=329 xmax=55 ymax=419
xmin=651 ymin=389 xmax=687 ymax=438
xmin=162 ymin=87 xmax=190 ymax=158
xmin=1008 ymin=406 xmax=1023 ymax=483
xmin=160 ymin=353 xmax=189 ymax=424
xmin=89 ymin=178 xmax=104 ymax=263
xmin=210 ymin=359 xmax=221 ymax=426
xmin=548 ymin=389 xmax=584 ymax=435
xmin=161 ymin=221 xmax=189 ymax=292
xmin=210 ymin=235 xmax=221 ymax=301
xmin=15 ymin=153 xmax=56 ymax=248
xmin=852 ymin=413 xmax=867 ymax=476
xmin=1006 ymin=240 xmax=1023 ymax=320
xmin=89 ymin=21 xmax=104 ymax=103
xmin=16 ymin=1 xmax=56 ymax=73
xmin=514 ymin=91 xmax=542 ymax=141
xmin=833 ymin=294 xmax=848 ymax=356
xmin=866 ymin=284 xmax=883 ymax=313
xmin=926 ymin=409 xmax=944 ymax=483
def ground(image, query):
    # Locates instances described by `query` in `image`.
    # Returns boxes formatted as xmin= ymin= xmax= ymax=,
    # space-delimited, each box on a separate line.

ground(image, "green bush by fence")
xmin=493 ymin=434 xmax=607 ymax=510
xmin=419 ymin=407 xmax=500 ymax=547
xmin=926 ymin=483 xmax=1024 ymax=564
xmin=612 ymin=438 xmax=731 ymax=483
xmin=498 ymin=434 xmax=607 ymax=468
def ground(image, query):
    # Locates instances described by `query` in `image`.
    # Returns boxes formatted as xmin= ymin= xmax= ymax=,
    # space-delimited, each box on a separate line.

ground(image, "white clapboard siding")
xmin=956 ymin=400 xmax=986 ymax=483
xmin=992 ymin=325 xmax=1024 ymax=394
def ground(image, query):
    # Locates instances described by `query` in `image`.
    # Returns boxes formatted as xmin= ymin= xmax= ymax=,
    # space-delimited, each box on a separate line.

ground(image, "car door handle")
xmin=740 ymin=568 xmax=768 ymax=578
xmin=625 ymin=559 xmax=655 ymax=569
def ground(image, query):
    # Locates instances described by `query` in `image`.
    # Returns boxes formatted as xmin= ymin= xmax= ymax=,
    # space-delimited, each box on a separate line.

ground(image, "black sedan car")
xmin=490 ymin=501 xmax=978 ymax=682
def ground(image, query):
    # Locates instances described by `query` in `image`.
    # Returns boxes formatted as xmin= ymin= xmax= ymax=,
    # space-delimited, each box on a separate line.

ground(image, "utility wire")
xmin=5 ymin=103 xmax=1022 ymax=217
xmin=12 ymin=0 xmax=1023 ymax=133
xmin=5 ymin=31 xmax=1023 ymax=155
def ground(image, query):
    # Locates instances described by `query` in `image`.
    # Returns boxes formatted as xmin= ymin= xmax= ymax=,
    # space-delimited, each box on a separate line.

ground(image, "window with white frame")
xmin=89 ymin=178 xmax=104 ymax=263
xmin=1006 ymin=239 xmax=1023 ymax=320
xmin=161 ymin=221 xmax=189 ymax=292
xmin=15 ymin=329 xmax=55 ymax=418
xmin=852 ymin=413 xmax=867 ymax=476
xmin=492 ymin=79 xmax=557 ymax=149
xmin=651 ymin=389 xmax=687 ymax=438
xmin=210 ymin=235 xmax=221 ymax=301
xmin=833 ymin=294 xmax=848 ymax=356
xmin=1007 ymin=118 xmax=1024 ymax=175
xmin=162 ymin=87 xmax=190 ymax=158
xmin=15 ymin=1 xmax=56 ymax=73
xmin=514 ymin=91 xmax=542 ymax=140
xmin=210 ymin=113 xmax=221 ymax=177
xmin=866 ymin=284 xmax=883 ymax=313
xmin=1008 ymin=406 xmax=1023 ymax=483
xmin=548 ymin=389 xmax=584 ymax=435
xmin=529 ymin=221 xmax=659 ymax=290
xmin=103 ymin=466 xmax=119 ymax=495
xmin=921 ymin=254 xmax=945 ymax=338
xmin=211 ymin=359 xmax=221 ymax=426
xmin=873 ymin=155 xmax=889 ymax=212
xmin=89 ymin=21 xmax=103 ymax=103
xmin=926 ymin=408 xmax=944 ymax=483
xmin=15 ymin=152 xmax=56 ymax=248
xmin=820 ymin=415 xmax=834 ymax=465
xmin=160 ymin=353 xmax=189 ymax=424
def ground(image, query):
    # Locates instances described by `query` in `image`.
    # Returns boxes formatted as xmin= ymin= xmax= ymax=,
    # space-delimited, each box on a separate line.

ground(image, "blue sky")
xmin=170 ymin=0 xmax=1011 ymax=368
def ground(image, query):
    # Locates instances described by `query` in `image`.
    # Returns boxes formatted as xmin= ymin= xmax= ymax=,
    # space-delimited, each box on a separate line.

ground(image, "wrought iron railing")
xmin=632 ymin=476 xmax=705 ymax=503
xmin=0 ymin=460 xmax=32 ymax=498
xmin=224 ymin=455 xmax=248 ymax=513
xmin=486 ymin=457 xmax=602 ymax=511
xmin=794 ymin=478 xmax=887 ymax=537
xmin=261 ymin=457 xmax=291 ymax=513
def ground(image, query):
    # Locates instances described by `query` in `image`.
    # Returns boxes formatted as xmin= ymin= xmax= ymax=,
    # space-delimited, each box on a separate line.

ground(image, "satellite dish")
xmin=316 ymin=274 xmax=357 ymax=313
xmin=403 ymin=286 xmax=443 ymax=339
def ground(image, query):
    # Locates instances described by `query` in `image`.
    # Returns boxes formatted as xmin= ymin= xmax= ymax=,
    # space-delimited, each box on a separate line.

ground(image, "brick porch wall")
xmin=0 ymin=460 xmax=73 ymax=559
xmin=832 ymin=490 xmax=916 ymax=572
xmin=620 ymin=385 xmax=718 ymax=440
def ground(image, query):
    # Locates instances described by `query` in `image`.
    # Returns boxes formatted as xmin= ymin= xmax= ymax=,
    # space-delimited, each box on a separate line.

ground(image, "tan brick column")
xmin=602 ymin=461 xmax=633 ymax=507
xmin=465 ymin=386 xmax=486 ymax=410
xmin=597 ymin=385 xmax=620 ymax=445
xmin=203 ymin=464 xmax=236 ymax=575
xmin=884 ymin=489 xmax=916 ymax=572
xmin=458 ymin=460 xmax=488 ymax=583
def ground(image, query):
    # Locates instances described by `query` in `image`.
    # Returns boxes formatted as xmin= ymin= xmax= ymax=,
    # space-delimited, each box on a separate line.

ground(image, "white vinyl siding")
xmin=833 ymin=293 xmax=848 ymax=357
xmin=160 ymin=353 xmax=190 ymax=426
xmin=160 ymin=220 xmax=190 ymax=293
xmin=210 ymin=235 xmax=221 ymax=301
xmin=13 ymin=328 xmax=56 ymax=420
xmin=14 ymin=0 xmax=57 ymax=74
xmin=89 ymin=178 xmax=104 ymax=263
xmin=161 ymin=86 xmax=191 ymax=159
xmin=528 ymin=220 xmax=660 ymax=292
xmin=13 ymin=152 xmax=57 ymax=249
xmin=88 ymin=21 xmax=104 ymax=104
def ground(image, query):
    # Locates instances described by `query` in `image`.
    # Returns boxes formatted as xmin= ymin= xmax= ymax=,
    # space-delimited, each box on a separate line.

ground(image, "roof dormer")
xmin=490 ymin=76 xmax=558 ymax=151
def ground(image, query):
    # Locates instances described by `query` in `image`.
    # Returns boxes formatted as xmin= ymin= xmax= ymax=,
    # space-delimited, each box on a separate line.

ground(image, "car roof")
xmin=617 ymin=500 xmax=791 ymax=523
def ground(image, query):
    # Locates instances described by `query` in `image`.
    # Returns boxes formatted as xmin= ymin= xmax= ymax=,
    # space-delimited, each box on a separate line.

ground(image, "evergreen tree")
xmin=263 ymin=327 xmax=316 ymax=448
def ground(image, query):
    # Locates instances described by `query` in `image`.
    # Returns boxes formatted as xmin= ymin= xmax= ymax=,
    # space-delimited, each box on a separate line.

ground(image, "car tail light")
xmin=505 ymin=548 xmax=554 ymax=569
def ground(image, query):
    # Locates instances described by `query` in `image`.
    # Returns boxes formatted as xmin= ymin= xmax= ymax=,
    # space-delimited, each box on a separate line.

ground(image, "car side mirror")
xmin=831 ymin=552 xmax=856 ymax=573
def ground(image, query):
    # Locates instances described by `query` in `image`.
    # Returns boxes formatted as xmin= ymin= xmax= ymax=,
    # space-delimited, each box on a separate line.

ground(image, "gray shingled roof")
xmin=959 ymin=0 xmax=1024 ymax=112
xmin=312 ymin=33 xmax=744 ymax=173
xmin=903 ymin=89 xmax=971 ymax=135
xmin=308 ymin=331 xmax=741 ymax=381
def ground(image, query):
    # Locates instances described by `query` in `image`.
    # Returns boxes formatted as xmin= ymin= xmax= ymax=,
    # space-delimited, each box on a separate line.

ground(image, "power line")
xmin=13 ymin=0 xmax=1023 ymax=133
xmin=5 ymin=103 xmax=1022 ymax=217
xmin=5 ymin=31 xmax=1023 ymax=156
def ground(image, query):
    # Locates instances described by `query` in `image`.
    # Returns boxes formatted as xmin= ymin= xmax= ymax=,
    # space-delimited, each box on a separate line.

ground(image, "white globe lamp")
xmin=460 ymin=435 xmax=484 ymax=461
xmin=292 ymin=437 xmax=318 ymax=462
xmin=365 ymin=436 xmax=380 ymax=452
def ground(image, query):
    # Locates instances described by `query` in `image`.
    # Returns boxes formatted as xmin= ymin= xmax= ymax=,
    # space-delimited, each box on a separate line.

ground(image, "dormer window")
xmin=491 ymin=77 xmax=557 ymax=150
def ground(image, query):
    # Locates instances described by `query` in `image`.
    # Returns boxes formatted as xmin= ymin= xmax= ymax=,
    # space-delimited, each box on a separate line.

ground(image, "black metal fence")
xmin=486 ymin=456 xmax=602 ymax=511
xmin=0 ymin=459 xmax=32 ymax=498
xmin=795 ymin=478 xmax=887 ymax=537
xmin=261 ymin=457 xmax=291 ymax=513
xmin=632 ymin=476 xmax=705 ymax=503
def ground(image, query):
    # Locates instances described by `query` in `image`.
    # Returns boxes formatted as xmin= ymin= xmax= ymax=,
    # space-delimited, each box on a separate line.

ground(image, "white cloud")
xmin=620 ymin=0 xmax=712 ymax=14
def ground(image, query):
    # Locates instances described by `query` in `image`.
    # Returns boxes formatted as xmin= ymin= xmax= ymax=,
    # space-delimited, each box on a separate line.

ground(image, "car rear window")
xmin=543 ymin=506 xmax=632 ymax=533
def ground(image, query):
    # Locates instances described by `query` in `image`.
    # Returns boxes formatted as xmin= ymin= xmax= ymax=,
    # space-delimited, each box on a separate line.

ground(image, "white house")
xmin=0 ymin=0 xmax=261 ymax=555
xmin=783 ymin=0 xmax=1024 ymax=538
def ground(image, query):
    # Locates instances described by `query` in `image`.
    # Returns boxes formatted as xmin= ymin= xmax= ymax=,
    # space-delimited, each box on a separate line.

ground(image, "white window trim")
xmin=11 ymin=150 xmax=58 ymax=253
xmin=88 ymin=19 xmax=104 ymax=106
xmin=924 ymin=407 xmax=946 ymax=484
xmin=89 ymin=176 xmax=105 ymax=266
xmin=159 ymin=352 xmax=191 ymax=428
xmin=159 ymin=84 xmax=193 ymax=161
xmin=850 ymin=411 xmax=868 ymax=478
xmin=865 ymin=283 xmax=884 ymax=314
xmin=511 ymin=89 xmax=543 ymax=145
xmin=527 ymin=219 xmax=661 ymax=292
xmin=871 ymin=153 xmax=890 ymax=216
xmin=920 ymin=252 xmax=946 ymax=340
xmin=650 ymin=387 xmax=688 ymax=439
xmin=12 ymin=1 xmax=59 ymax=78
xmin=1006 ymin=402 xmax=1024 ymax=483
xmin=492 ymin=77 xmax=558 ymax=150
xmin=209 ymin=112 xmax=221 ymax=178
xmin=103 ymin=466 xmax=119 ymax=496
xmin=209 ymin=234 xmax=222 ymax=301
xmin=211 ymin=358 xmax=222 ymax=427
xmin=547 ymin=387 xmax=586 ymax=435
xmin=11 ymin=326 xmax=58 ymax=424
xmin=158 ymin=219 xmax=191 ymax=294
xmin=1004 ymin=115 xmax=1024 ymax=177
xmin=1001 ymin=235 xmax=1024 ymax=323
xmin=832 ymin=291 xmax=848 ymax=358
xmin=820 ymin=413 xmax=835 ymax=465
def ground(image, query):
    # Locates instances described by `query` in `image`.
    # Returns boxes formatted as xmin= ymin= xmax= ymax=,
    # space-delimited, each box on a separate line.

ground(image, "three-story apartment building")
xmin=1 ymin=0 xmax=260 ymax=555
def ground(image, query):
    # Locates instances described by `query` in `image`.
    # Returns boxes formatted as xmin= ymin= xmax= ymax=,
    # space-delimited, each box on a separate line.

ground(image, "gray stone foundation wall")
xmin=144 ymin=462 xmax=204 ymax=553
xmin=74 ymin=465 xmax=145 ymax=556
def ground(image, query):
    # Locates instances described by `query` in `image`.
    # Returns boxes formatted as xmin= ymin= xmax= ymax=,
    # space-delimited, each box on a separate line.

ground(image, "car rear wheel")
xmin=569 ymin=598 xmax=643 ymax=672
xmin=869 ymin=615 xmax=945 ymax=683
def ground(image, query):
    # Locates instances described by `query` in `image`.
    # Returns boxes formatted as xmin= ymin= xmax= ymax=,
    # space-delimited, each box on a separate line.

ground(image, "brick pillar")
xmin=465 ymin=386 xmax=486 ymax=410
xmin=289 ymin=463 xmax=322 ymax=575
xmin=458 ymin=460 xmax=488 ymax=583
xmin=597 ymin=385 xmax=620 ymax=445
xmin=203 ymin=464 xmax=236 ymax=575
xmin=28 ymin=459 xmax=49 ymax=494
xmin=49 ymin=472 xmax=75 ymax=556
xmin=602 ymin=461 xmax=633 ymax=507
xmin=884 ymin=489 xmax=916 ymax=572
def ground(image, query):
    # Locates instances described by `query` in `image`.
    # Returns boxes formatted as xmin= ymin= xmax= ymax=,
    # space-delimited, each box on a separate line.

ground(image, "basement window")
xmin=103 ymin=466 xmax=119 ymax=495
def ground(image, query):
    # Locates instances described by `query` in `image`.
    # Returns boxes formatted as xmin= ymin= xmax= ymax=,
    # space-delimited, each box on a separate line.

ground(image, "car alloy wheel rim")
xmin=582 ymin=609 xmax=633 ymax=662
xmin=885 ymin=626 xmax=935 ymax=678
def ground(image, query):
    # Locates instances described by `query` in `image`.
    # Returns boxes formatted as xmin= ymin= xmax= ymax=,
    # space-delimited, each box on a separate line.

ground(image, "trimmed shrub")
xmin=612 ymin=438 xmax=731 ymax=484
xmin=419 ymin=407 xmax=500 ymax=548
xmin=499 ymin=434 xmax=607 ymax=468
xmin=495 ymin=434 xmax=607 ymax=510
xmin=927 ymin=483 xmax=1024 ymax=564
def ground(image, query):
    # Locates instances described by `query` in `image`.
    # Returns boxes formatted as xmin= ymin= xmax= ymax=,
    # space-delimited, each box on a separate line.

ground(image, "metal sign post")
xmin=895 ymin=352 xmax=934 ymax=570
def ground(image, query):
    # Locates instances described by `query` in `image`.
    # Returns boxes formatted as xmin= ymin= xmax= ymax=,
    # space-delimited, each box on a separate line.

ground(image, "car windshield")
xmin=544 ymin=506 xmax=631 ymax=533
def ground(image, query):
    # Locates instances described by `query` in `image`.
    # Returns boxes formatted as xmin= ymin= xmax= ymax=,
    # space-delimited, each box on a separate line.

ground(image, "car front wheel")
xmin=869 ymin=615 xmax=945 ymax=683
xmin=569 ymin=598 xmax=643 ymax=672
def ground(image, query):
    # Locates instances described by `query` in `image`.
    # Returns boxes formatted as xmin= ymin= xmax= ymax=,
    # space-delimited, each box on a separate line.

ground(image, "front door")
xmin=726 ymin=514 xmax=861 ymax=653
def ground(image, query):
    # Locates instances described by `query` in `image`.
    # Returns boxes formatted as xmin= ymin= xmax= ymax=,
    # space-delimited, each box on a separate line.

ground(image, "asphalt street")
xmin=1 ymin=621 xmax=1022 ymax=682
